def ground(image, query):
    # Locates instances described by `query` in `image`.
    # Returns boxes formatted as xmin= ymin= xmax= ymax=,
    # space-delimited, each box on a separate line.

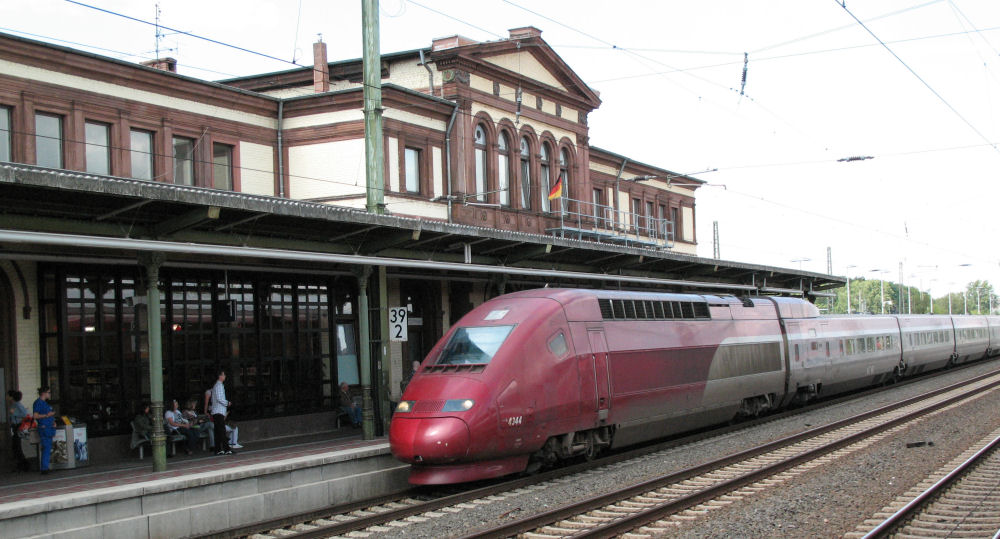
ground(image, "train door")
xmin=587 ymin=330 xmax=611 ymax=422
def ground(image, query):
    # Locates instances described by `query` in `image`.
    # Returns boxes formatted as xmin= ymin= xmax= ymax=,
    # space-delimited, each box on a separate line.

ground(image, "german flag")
xmin=547 ymin=175 xmax=563 ymax=200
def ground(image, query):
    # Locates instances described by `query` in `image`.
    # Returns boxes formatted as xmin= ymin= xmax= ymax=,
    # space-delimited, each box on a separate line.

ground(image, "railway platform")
xmin=0 ymin=431 xmax=409 ymax=538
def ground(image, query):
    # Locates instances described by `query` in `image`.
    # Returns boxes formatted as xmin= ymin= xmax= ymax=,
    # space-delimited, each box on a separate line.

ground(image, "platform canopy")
xmin=0 ymin=163 xmax=843 ymax=297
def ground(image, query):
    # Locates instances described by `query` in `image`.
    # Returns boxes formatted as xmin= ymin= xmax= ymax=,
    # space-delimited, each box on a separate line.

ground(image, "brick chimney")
xmin=140 ymin=57 xmax=177 ymax=73
xmin=508 ymin=27 xmax=542 ymax=40
xmin=313 ymin=40 xmax=330 ymax=93
xmin=431 ymin=35 xmax=478 ymax=52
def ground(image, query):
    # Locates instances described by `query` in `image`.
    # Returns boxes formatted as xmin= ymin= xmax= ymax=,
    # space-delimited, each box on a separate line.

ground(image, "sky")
xmin=2 ymin=0 xmax=1000 ymax=296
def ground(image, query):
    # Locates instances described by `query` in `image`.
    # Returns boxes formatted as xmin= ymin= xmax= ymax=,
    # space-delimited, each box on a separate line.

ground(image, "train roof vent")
xmin=598 ymin=299 xmax=614 ymax=319
xmin=598 ymin=298 xmax=710 ymax=321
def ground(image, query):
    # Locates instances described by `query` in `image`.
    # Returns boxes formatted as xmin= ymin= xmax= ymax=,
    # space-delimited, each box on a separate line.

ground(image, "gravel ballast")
xmin=372 ymin=359 xmax=1000 ymax=539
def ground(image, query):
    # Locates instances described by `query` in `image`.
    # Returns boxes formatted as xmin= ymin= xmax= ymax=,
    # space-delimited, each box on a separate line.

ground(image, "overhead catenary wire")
xmin=834 ymin=0 xmax=1000 ymax=156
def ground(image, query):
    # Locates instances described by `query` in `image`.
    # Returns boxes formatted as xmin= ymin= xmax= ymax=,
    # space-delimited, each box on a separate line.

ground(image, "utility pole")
xmin=826 ymin=247 xmax=832 ymax=312
xmin=898 ymin=262 xmax=904 ymax=314
xmin=712 ymin=221 xmax=720 ymax=259
xmin=363 ymin=0 xmax=385 ymax=215
xmin=846 ymin=264 xmax=856 ymax=314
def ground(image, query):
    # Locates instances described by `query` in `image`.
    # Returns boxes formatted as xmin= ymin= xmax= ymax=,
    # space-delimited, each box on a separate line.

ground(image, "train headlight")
xmin=395 ymin=400 xmax=415 ymax=413
xmin=442 ymin=399 xmax=475 ymax=412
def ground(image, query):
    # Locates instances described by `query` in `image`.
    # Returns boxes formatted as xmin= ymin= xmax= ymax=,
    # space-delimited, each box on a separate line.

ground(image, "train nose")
xmin=390 ymin=417 xmax=471 ymax=463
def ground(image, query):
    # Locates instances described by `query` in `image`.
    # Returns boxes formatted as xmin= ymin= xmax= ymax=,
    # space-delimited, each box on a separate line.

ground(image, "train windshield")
xmin=436 ymin=325 xmax=515 ymax=365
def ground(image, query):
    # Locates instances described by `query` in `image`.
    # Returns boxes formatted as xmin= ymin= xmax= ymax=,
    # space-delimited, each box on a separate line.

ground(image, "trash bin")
xmin=30 ymin=422 xmax=89 ymax=469
xmin=52 ymin=423 xmax=89 ymax=469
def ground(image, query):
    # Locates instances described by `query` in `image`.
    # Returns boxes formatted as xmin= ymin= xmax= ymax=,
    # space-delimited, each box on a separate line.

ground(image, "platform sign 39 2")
xmin=389 ymin=307 xmax=408 ymax=342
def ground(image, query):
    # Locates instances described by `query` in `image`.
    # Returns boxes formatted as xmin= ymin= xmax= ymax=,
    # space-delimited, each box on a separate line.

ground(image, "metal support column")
xmin=378 ymin=266 xmax=390 ymax=434
xmin=357 ymin=266 xmax=375 ymax=440
xmin=140 ymin=252 xmax=167 ymax=471
xmin=362 ymin=0 xmax=385 ymax=215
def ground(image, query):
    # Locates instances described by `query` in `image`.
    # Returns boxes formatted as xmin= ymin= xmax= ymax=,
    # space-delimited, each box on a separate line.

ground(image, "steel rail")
xmin=462 ymin=374 xmax=1000 ymax=539
xmin=211 ymin=363 xmax=999 ymax=539
xmin=861 ymin=432 xmax=1000 ymax=538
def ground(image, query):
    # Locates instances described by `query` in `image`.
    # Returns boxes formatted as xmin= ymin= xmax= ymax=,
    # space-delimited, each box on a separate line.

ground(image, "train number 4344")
xmin=505 ymin=416 xmax=523 ymax=426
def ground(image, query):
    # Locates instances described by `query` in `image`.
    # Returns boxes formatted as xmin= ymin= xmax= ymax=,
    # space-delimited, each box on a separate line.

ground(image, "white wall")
xmin=0 ymin=58 xmax=274 ymax=128
xmin=239 ymin=142 xmax=275 ymax=196
xmin=288 ymin=140 xmax=367 ymax=200
xmin=0 ymin=261 xmax=40 ymax=396
xmin=482 ymin=52 xmax=567 ymax=91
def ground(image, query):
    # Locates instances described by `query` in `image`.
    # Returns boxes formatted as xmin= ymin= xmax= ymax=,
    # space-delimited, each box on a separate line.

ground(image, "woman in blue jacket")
xmin=33 ymin=386 xmax=56 ymax=475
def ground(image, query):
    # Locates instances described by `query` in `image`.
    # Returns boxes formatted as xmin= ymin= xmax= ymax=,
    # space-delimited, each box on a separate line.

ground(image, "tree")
xmin=823 ymin=279 xmax=994 ymax=315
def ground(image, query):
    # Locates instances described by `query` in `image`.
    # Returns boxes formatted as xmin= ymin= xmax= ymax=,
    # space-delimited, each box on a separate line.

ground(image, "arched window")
xmin=540 ymin=143 xmax=552 ymax=212
xmin=559 ymin=148 xmax=570 ymax=215
xmin=498 ymin=132 xmax=511 ymax=206
xmin=519 ymin=137 xmax=531 ymax=209
xmin=474 ymin=125 xmax=487 ymax=202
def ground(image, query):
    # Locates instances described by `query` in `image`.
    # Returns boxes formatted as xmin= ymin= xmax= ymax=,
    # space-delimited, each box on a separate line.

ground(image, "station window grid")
xmin=39 ymin=265 xmax=355 ymax=436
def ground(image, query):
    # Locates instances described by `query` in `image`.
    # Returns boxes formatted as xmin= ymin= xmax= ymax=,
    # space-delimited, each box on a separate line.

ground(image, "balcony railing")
xmin=544 ymin=197 xmax=674 ymax=249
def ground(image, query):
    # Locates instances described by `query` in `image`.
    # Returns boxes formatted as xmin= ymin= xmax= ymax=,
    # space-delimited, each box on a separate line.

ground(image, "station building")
xmin=0 ymin=28 xmax=840 ymax=459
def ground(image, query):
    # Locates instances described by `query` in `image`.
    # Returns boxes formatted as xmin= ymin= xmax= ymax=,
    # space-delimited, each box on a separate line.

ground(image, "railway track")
xmin=460 ymin=371 xmax=1000 ymax=539
xmin=227 ymin=363 xmax=1000 ymax=539
xmin=851 ymin=429 xmax=1000 ymax=538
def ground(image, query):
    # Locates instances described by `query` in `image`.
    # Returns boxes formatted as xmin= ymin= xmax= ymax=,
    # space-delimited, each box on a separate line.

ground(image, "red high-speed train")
xmin=389 ymin=288 xmax=999 ymax=484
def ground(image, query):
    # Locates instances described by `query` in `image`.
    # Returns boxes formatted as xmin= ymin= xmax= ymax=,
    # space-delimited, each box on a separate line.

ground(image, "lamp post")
xmin=928 ymin=278 xmax=938 ymax=314
xmin=870 ymin=269 xmax=888 ymax=314
xmin=791 ymin=257 xmax=811 ymax=271
xmin=846 ymin=264 xmax=857 ymax=314
xmin=948 ymin=282 xmax=955 ymax=315
xmin=958 ymin=263 xmax=973 ymax=315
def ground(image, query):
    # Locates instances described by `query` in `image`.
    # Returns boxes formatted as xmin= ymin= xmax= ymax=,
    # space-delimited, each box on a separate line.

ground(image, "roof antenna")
xmin=739 ymin=52 xmax=749 ymax=96
xmin=154 ymin=2 xmax=164 ymax=60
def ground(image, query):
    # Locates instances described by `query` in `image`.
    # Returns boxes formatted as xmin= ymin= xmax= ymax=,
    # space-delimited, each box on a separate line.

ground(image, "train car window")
xmin=670 ymin=302 xmax=681 ymax=318
xmin=839 ymin=340 xmax=844 ymax=355
xmin=548 ymin=332 xmax=568 ymax=357
xmin=826 ymin=342 xmax=831 ymax=357
xmin=867 ymin=337 xmax=875 ymax=350
xmin=436 ymin=325 xmax=515 ymax=365
xmin=846 ymin=340 xmax=854 ymax=355
xmin=794 ymin=343 xmax=800 ymax=362
xmin=643 ymin=300 xmax=654 ymax=319
xmin=693 ymin=302 xmax=710 ymax=318
xmin=810 ymin=341 xmax=818 ymax=351
xmin=876 ymin=336 xmax=883 ymax=350
xmin=653 ymin=301 xmax=665 ymax=319
xmin=681 ymin=302 xmax=695 ymax=319
xmin=624 ymin=301 xmax=638 ymax=319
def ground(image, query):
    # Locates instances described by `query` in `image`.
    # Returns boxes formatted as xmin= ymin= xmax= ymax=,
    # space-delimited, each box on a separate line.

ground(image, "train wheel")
xmin=583 ymin=432 xmax=600 ymax=461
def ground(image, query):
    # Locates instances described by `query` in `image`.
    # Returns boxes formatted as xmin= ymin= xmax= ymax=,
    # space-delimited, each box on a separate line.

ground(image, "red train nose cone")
xmin=390 ymin=417 xmax=471 ymax=463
